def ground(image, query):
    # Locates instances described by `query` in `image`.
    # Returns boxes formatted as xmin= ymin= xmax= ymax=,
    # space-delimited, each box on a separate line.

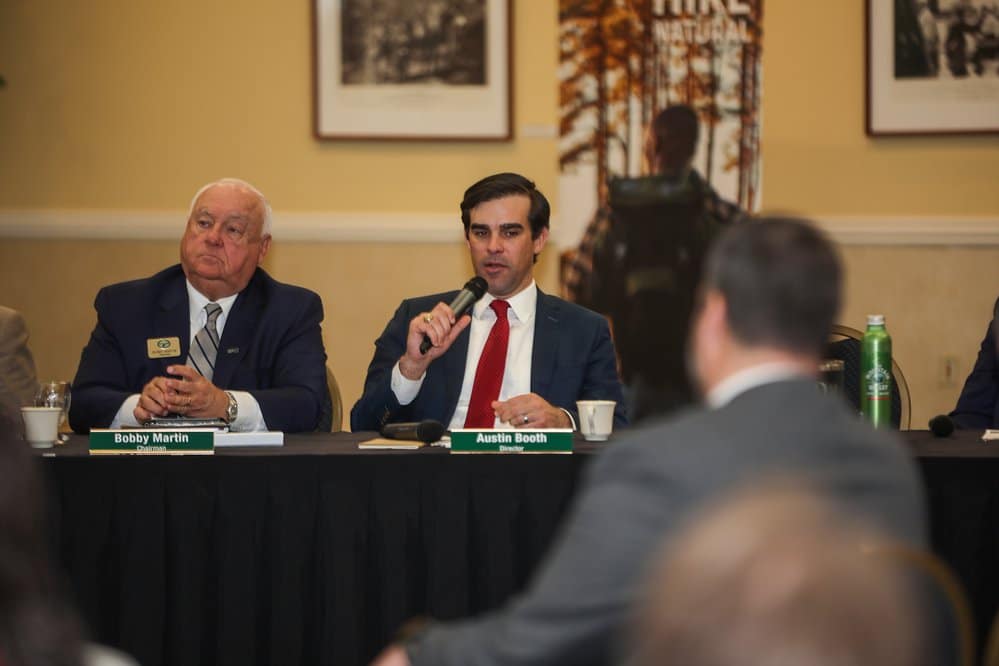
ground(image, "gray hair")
xmin=188 ymin=178 xmax=273 ymax=237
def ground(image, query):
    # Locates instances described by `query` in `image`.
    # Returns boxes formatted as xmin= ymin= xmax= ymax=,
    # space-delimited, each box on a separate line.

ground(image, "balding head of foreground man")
xmin=632 ymin=484 xmax=920 ymax=666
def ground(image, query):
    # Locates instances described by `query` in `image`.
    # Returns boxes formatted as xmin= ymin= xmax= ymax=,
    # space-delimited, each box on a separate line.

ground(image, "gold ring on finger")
xmin=423 ymin=313 xmax=434 ymax=323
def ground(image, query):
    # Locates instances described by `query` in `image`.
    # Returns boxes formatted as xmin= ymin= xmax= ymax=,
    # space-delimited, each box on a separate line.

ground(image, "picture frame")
xmin=313 ymin=0 xmax=512 ymax=141
xmin=866 ymin=0 xmax=999 ymax=136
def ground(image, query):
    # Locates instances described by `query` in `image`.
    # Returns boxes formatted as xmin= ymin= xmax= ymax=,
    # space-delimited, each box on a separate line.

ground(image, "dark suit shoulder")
xmin=97 ymin=265 xmax=184 ymax=301
xmin=592 ymin=380 xmax=906 ymax=483
xmin=589 ymin=380 xmax=924 ymax=543
xmin=93 ymin=266 xmax=187 ymax=322
xmin=399 ymin=291 xmax=462 ymax=313
xmin=393 ymin=289 xmax=611 ymax=331
xmin=589 ymin=403 xmax=711 ymax=476
xmin=248 ymin=268 xmax=322 ymax=305
xmin=538 ymin=291 xmax=610 ymax=327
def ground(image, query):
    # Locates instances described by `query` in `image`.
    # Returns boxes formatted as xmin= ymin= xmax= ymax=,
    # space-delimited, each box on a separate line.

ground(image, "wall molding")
xmin=813 ymin=215 xmax=999 ymax=246
xmin=0 ymin=210 xmax=465 ymax=243
xmin=1 ymin=209 xmax=998 ymax=246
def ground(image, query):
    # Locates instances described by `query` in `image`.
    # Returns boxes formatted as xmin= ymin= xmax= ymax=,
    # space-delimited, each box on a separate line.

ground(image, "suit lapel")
xmin=154 ymin=273 xmax=191 ymax=375
xmin=531 ymin=291 xmax=559 ymax=396
xmin=212 ymin=275 xmax=263 ymax=389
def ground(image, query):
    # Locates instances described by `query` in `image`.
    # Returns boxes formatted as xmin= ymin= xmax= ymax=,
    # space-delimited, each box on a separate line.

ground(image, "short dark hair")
xmin=460 ymin=172 xmax=551 ymax=239
xmin=702 ymin=217 xmax=841 ymax=357
xmin=650 ymin=105 xmax=699 ymax=173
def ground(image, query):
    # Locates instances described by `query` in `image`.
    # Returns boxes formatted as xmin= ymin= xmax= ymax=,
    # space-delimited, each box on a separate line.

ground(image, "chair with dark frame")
xmin=325 ymin=365 xmax=344 ymax=432
xmin=865 ymin=543 xmax=975 ymax=666
xmin=826 ymin=324 xmax=911 ymax=430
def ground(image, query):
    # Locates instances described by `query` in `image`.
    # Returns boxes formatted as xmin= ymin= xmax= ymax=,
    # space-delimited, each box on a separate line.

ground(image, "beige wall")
xmin=2 ymin=0 xmax=999 ymax=429
xmin=0 ymin=0 xmax=558 ymax=210
xmin=763 ymin=2 xmax=999 ymax=216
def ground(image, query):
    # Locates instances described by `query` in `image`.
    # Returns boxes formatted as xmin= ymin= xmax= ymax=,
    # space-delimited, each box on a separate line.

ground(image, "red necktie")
xmin=464 ymin=300 xmax=511 ymax=428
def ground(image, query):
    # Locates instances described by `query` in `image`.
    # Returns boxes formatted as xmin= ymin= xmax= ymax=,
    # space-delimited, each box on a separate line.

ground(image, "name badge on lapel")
xmin=147 ymin=337 xmax=182 ymax=359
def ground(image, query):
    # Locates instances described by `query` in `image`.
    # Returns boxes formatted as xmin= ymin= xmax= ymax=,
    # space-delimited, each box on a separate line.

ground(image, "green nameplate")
xmin=89 ymin=429 xmax=216 ymax=455
xmin=450 ymin=429 xmax=574 ymax=454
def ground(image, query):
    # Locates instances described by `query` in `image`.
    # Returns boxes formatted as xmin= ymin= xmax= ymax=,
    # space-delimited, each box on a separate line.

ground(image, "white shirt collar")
xmin=474 ymin=280 xmax=537 ymax=324
xmin=706 ymin=362 xmax=810 ymax=409
xmin=186 ymin=280 xmax=239 ymax=327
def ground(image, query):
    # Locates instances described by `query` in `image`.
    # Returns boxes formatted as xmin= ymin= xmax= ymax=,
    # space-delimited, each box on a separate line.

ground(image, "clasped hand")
xmin=492 ymin=393 xmax=571 ymax=429
xmin=134 ymin=364 xmax=227 ymax=422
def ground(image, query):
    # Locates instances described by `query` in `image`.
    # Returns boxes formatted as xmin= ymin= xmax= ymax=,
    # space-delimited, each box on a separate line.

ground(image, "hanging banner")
xmin=558 ymin=0 xmax=764 ymax=247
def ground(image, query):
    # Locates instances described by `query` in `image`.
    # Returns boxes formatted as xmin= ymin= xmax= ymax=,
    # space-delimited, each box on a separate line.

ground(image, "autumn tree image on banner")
xmin=558 ymin=0 xmax=763 ymax=245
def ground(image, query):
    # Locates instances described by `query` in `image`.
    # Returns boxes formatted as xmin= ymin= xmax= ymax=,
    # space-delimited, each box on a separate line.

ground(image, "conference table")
xmin=38 ymin=430 xmax=999 ymax=666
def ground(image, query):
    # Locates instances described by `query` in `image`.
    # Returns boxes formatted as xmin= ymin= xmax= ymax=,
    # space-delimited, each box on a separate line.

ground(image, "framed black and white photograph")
xmin=313 ymin=0 xmax=512 ymax=140
xmin=866 ymin=0 xmax=999 ymax=135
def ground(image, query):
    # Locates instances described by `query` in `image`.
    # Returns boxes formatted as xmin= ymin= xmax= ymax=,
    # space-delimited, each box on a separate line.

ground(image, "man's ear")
xmin=258 ymin=235 xmax=272 ymax=264
xmin=533 ymin=226 xmax=549 ymax=255
xmin=699 ymin=290 xmax=729 ymax=346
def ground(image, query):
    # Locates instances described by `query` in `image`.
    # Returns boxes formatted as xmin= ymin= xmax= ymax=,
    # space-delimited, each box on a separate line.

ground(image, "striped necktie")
xmin=187 ymin=302 xmax=223 ymax=382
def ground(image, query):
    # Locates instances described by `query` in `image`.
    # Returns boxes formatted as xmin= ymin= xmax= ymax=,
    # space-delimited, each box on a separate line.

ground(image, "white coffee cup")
xmin=21 ymin=406 xmax=62 ymax=448
xmin=576 ymin=400 xmax=616 ymax=441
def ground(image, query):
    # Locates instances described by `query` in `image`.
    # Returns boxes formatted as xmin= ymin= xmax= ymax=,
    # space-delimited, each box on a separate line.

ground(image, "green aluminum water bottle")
xmin=860 ymin=314 xmax=892 ymax=428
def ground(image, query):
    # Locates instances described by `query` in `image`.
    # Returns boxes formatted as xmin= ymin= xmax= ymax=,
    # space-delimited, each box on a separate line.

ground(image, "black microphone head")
xmin=380 ymin=419 xmax=446 ymax=443
xmin=415 ymin=419 xmax=446 ymax=443
xmin=929 ymin=414 xmax=954 ymax=437
xmin=464 ymin=277 xmax=488 ymax=299
xmin=419 ymin=277 xmax=489 ymax=355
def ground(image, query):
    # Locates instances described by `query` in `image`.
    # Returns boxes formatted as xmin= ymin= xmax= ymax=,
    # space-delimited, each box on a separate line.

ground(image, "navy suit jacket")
xmin=350 ymin=289 xmax=627 ymax=431
xmin=69 ymin=265 xmax=331 ymax=433
xmin=951 ymin=297 xmax=999 ymax=428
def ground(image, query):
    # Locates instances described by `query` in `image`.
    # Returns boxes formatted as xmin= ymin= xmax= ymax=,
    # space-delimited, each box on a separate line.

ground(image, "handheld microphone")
xmin=929 ymin=414 xmax=954 ymax=438
xmin=419 ymin=277 xmax=488 ymax=354
xmin=380 ymin=419 xmax=446 ymax=443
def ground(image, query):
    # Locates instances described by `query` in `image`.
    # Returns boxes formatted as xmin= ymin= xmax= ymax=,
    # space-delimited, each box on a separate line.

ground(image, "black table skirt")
xmin=39 ymin=431 xmax=999 ymax=666
xmin=908 ymin=429 xmax=999 ymax=657
xmin=42 ymin=435 xmax=596 ymax=666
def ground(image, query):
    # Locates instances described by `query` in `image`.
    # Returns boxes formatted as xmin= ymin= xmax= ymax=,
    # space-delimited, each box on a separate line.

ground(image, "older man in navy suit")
xmin=70 ymin=178 xmax=330 ymax=433
xmin=351 ymin=173 xmax=626 ymax=433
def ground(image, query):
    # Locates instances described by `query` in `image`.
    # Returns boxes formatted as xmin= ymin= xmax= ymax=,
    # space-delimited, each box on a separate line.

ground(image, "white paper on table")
xmin=214 ymin=431 xmax=284 ymax=447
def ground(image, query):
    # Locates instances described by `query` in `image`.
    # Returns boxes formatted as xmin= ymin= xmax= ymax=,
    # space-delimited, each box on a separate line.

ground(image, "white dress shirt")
xmin=391 ymin=281 xmax=540 ymax=430
xmin=706 ymin=362 xmax=810 ymax=409
xmin=110 ymin=281 xmax=267 ymax=431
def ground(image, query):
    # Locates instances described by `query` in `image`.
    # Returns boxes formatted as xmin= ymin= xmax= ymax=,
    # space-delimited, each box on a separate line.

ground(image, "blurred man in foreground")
xmin=372 ymin=218 xmax=924 ymax=666
xmin=351 ymin=172 xmax=626 ymax=432
xmin=70 ymin=178 xmax=330 ymax=433
xmin=0 ymin=414 xmax=138 ymax=666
